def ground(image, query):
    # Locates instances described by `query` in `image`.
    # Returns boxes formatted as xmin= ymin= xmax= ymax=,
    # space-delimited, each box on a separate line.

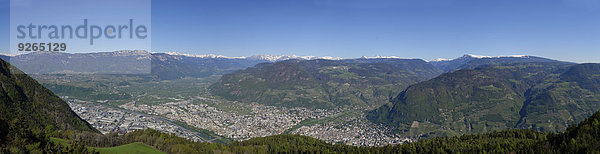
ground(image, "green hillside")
xmin=540 ymin=108 xmax=600 ymax=153
xmin=0 ymin=59 xmax=97 ymax=153
xmin=0 ymin=60 xmax=96 ymax=133
xmin=51 ymin=137 xmax=164 ymax=154
xmin=94 ymin=142 xmax=165 ymax=154
xmin=368 ymin=62 xmax=600 ymax=137
xmin=210 ymin=59 xmax=442 ymax=109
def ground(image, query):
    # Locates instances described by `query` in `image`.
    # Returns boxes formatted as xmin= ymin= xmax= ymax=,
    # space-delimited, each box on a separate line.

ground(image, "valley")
xmin=2 ymin=52 xmax=600 ymax=153
xmin=24 ymin=52 xmax=598 ymax=147
xmin=34 ymin=74 xmax=407 ymax=147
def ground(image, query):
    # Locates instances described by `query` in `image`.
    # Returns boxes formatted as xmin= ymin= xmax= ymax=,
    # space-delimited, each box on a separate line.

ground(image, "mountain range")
xmin=2 ymin=51 xmax=345 ymax=80
xmin=2 ymin=51 xmax=600 ymax=152
xmin=1 ymin=51 xmax=565 ymax=79
xmin=367 ymin=62 xmax=600 ymax=137
xmin=210 ymin=58 xmax=442 ymax=109
xmin=209 ymin=54 xmax=569 ymax=109
xmin=430 ymin=54 xmax=565 ymax=72
xmin=3 ymin=51 xmax=597 ymax=136
xmin=208 ymin=53 xmax=600 ymax=138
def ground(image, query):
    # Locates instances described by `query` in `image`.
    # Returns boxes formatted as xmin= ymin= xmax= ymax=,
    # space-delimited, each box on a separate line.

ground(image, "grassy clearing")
xmin=94 ymin=142 xmax=165 ymax=154
xmin=50 ymin=137 xmax=69 ymax=147
xmin=50 ymin=137 xmax=165 ymax=154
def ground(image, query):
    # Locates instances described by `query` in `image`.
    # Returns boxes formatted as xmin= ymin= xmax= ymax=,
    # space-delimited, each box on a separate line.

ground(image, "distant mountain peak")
xmin=430 ymin=58 xmax=452 ymax=62
xmin=14 ymin=50 xmax=151 ymax=56
xmin=431 ymin=54 xmax=533 ymax=62
xmin=113 ymin=50 xmax=149 ymax=54
xmin=164 ymin=52 xmax=245 ymax=59
xmin=0 ymin=53 xmax=17 ymax=56
xmin=162 ymin=52 xmax=343 ymax=62
xmin=359 ymin=55 xmax=405 ymax=59
xmin=159 ymin=52 xmax=411 ymax=61
xmin=429 ymin=54 xmax=561 ymax=73
xmin=462 ymin=54 xmax=530 ymax=59
xmin=245 ymin=54 xmax=343 ymax=62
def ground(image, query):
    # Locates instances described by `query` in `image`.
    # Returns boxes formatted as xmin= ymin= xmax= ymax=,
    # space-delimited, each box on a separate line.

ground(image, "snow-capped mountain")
xmin=164 ymin=52 xmax=343 ymax=62
xmin=359 ymin=55 xmax=405 ymax=59
xmin=462 ymin=54 xmax=529 ymax=59
xmin=246 ymin=54 xmax=343 ymax=62
xmin=2 ymin=51 xmax=569 ymax=79
xmin=430 ymin=58 xmax=452 ymax=62
xmin=431 ymin=54 xmax=530 ymax=62
xmin=430 ymin=54 xmax=564 ymax=72
xmin=164 ymin=52 xmax=245 ymax=59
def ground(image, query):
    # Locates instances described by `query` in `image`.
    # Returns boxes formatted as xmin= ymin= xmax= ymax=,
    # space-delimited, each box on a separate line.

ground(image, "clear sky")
xmin=0 ymin=0 xmax=6 ymax=53
xmin=2 ymin=0 xmax=600 ymax=62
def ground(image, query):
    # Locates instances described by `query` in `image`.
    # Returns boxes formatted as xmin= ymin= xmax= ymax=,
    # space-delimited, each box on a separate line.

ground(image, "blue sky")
xmin=0 ymin=0 xmax=6 ymax=53
xmin=2 ymin=0 xmax=600 ymax=62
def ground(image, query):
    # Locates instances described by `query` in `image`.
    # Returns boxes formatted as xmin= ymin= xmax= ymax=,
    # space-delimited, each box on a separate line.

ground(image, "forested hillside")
xmin=0 ymin=59 xmax=97 ymax=153
xmin=368 ymin=62 xmax=600 ymax=137
xmin=210 ymin=58 xmax=442 ymax=109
